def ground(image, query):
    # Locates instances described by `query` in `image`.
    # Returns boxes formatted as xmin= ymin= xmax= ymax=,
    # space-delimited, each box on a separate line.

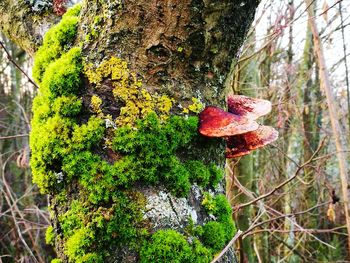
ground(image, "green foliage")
xmin=51 ymin=259 xmax=62 ymax=263
xmin=41 ymin=47 xmax=82 ymax=99
xmin=140 ymin=229 xmax=211 ymax=263
xmin=45 ymin=226 xmax=55 ymax=245
xmin=30 ymin=4 xmax=85 ymax=194
xmin=191 ymin=239 xmax=212 ymax=263
xmin=30 ymin=115 xmax=75 ymax=192
xmin=59 ymin=200 xmax=86 ymax=237
xmin=32 ymin=95 xmax=52 ymax=122
xmin=202 ymin=221 xmax=227 ymax=251
xmin=65 ymin=228 xmax=94 ymax=262
xmin=209 ymin=164 xmax=224 ymax=186
xmin=113 ymin=113 xmax=220 ymax=196
xmin=33 ymin=4 xmax=81 ymax=83
xmin=71 ymin=116 xmax=105 ymax=150
xmin=201 ymin=193 xmax=236 ymax=252
xmin=53 ymin=96 xmax=82 ymax=117
xmin=315 ymin=235 xmax=346 ymax=261
xmin=76 ymin=253 xmax=103 ymax=263
xmin=57 ymin=193 xmax=145 ymax=262
xmin=63 ymin=3 xmax=82 ymax=17
xmin=186 ymin=160 xmax=211 ymax=186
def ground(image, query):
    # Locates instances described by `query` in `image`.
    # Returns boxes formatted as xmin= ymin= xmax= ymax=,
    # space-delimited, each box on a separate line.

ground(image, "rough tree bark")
xmin=0 ymin=1 xmax=260 ymax=262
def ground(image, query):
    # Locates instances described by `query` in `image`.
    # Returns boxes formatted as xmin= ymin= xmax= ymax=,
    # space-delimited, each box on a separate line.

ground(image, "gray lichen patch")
xmin=143 ymin=188 xmax=196 ymax=230
xmin=142 ymin=185 xmax=207 ymax=231
xmin=25 ymin=0 xmax=52 ymax=12
xmin=141 ymin=182 xmax=226 ymax=231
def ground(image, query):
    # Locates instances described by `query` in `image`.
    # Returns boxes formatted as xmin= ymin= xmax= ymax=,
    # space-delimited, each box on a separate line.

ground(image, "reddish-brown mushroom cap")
xmin=199 ymin=106 xmax=259 ymax=137
xmin=227 ymin=95 xmax=272 ymax=120
xmin=225 ymin=125 xmax=279 ymax=158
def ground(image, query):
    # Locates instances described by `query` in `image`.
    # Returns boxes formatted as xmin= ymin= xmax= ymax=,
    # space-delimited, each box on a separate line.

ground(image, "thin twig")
xmin=247 ymin=226 xmax=347 ymax=236
xmin=210 ymin=230 xmax=243 ymax=263
xmin=242 ymin=201 xmax=331 ymax=239
xmin=0 ymin=41 xmax=39 ymax=89
xmin=0 ymin=154 xmax=39 ymax=263
xmin=0 ymin=134 xmax=29 ymax=140
xmin=235 ymin=138 xmax=325 ymax=211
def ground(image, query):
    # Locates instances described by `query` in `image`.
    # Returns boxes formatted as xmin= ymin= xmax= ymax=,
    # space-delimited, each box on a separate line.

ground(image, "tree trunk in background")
xmin=230 ymin=31 xmax=259 ymax=262
xmin=305 ymin=0 xmax=350 ymax=256
xmin=0 ymin=1 xmax=260 ymax=262
xmin=233 ymin=156 xmax=254 ymax=263
xmin=282 ymin=1 xmax=296 ymax=260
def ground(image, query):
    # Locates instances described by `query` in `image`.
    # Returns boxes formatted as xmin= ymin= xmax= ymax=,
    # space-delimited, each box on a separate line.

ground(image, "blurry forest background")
xmin=0 ymin=0 xmax=350 ymax=262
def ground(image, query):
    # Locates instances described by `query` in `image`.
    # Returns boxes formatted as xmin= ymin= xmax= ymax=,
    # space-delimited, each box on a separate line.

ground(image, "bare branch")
xmin=0 ymin=41 xmax=38 ymax=89
xmin=210 ymin=230 xmax=243 ymax=263
xmin=235 ymin=138 xmax=325 ymax=212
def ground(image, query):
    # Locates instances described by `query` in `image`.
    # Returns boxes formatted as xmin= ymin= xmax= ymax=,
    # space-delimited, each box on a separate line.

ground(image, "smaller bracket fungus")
xmin=198 ymin=106 xmax=258 ymax=137
xmin=227 ymin=94 xmax=272 ymax=120
xmin=225 ymin=125 xmax=279 ymax=158
xmin=199 ymin=95 xmax=278 ymax=158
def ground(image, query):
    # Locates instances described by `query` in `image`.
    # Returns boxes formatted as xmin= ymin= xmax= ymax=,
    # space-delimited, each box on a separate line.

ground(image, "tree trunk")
xmin=0 ymin=1 xmax=259 ymax=262
xmin=305 ymin=0 xmax=350 ymax=256
xmin=230 ymin=31 xmax=259 ymax=262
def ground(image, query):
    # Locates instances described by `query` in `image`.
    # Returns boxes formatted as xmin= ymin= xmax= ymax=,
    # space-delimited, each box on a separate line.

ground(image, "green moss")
xmin=200 ymin=193 xmax=236 ymax=252
xmin=209 ymin=164 xmax=224 ymax=186
xmin=140 ymin=229 xmax=212 ymax=263
xmin=186 ymin=160 xmax=211 ymax=187
xmin=65 ymin=228 xmax=94 ymax=262
xmin=63 ymin=3 xmax=82 ymax=17
xmin=41 ymin=47 xmax=82 ymax=99
xmin=59 ymin=200 xmax=86 ymax=237
xmin=51 ymin=259 xmax=62 ymax=263
xmin=191 ymin=239 xmax=212 ymax=263
xmin=53 ymin=96 xmax=82 ymax=117
xmin=57 ymin=193 xmax=145 ymax=261
xmin=112 ymin=113 xmax=220 ymax=197
xmin=33 ymin=4 xmax=81 ymax=83
xmin=202 ymin=221 xmax=227 ymax=251
xmin=45 ymin=225 xmax=55 ymax=245
xmin=71 ymin=116 xmax=105 ymax=150
xmin=30 ymin=115 xmax=75 ymax=192
xmin=32 ymin=95 xmax=52 ymax=122
xmin=140 ymin=230 xmax=198 ymax=263
xmin=76 ymin=253 xmax=103 ymax=263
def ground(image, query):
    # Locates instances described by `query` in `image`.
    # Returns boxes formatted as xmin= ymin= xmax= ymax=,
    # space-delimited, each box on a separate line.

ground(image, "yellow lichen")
xmin=91 ymin=95 xmax=103 ymax=115
xmin=84 ymin=57 xmax=174 ymax=126
xmin=188 ymin=98 xmax=204 ymax=113
xmin=182 ymin=98 xmax=204 ymax=114
xmin=84 ymin=57 xmax=129 ymax=85
xmin=158 ymin=95 xmax=174 ymax=114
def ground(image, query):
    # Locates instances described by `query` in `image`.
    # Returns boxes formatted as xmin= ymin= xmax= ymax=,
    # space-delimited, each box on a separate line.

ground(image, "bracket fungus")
xmin=227 ymin=95 xmax=272 ymax=120
xmin=198 ymin=106 xmax=259 ymax=137
xmin=199 ymin=95 xmax=278 ymax=158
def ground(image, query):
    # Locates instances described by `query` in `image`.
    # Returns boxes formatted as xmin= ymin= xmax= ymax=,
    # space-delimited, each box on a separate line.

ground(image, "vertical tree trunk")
xmin=305 ymin=0 xmax=350 ymax=256
xmin=282 ymin=1 xmax=296 ymax=259
xmin=1 ymin=1 xmax=260 ymax=262
xmin=230 ymin=32 xmax=259 ymax=262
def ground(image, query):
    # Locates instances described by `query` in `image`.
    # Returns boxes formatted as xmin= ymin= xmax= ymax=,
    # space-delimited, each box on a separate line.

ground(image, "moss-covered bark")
xmin=0 ymin=1 xmax=259 ymax=262
xmin=0 ymin=0 xmax=61 ymax=56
